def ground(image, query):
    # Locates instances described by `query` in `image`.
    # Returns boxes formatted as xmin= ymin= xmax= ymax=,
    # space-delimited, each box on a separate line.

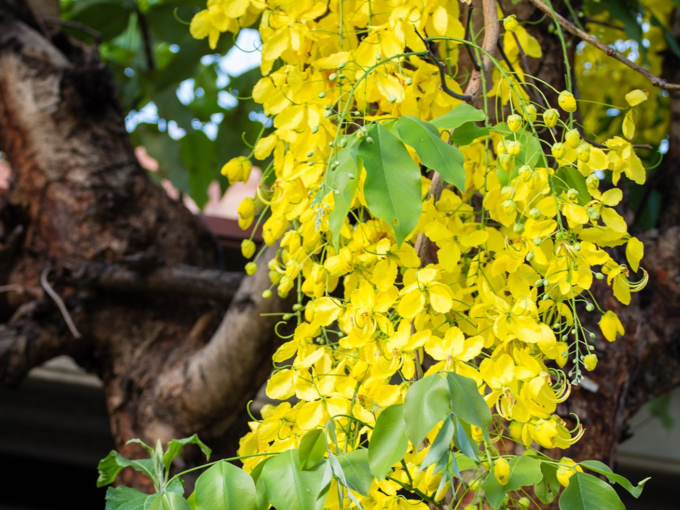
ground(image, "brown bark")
xmin=0 ymin=0 xmax=290 ymax=489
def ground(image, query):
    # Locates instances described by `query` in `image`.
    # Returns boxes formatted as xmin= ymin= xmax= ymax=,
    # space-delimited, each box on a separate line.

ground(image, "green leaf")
xmin=430 ymin=104 xmax=486 ymax=130
xmin=579 ymin=460 xmax=649 ymax=498
xmin=648 ymin=391 xmax=674 ymax=430
xmin=163 ymin=435 xmax=212 ymax=471
xmin=481 ymin=457 xmax=543 ymax=510
xmin=180 ymin=130 xmax=218 ymax=209
xmin=451 ymin=418 xmax=479 ymax=461
xmin=505 ymin=457 xmax=544 ymax=491
xmin=261 ymin=449 xmax=327 ymax=510
xmin=359 ymin=123 xmax=422 ymax=246
xmin=98 ymin=451 xmax=157 ymax=488
xmin=166 ymin=478 xmax=186 ymax=495
xmin=420 ymin=416 xmax=454 ymax=473
xmin=324 ymin=139 xmax=361 ymax=246
xmin=194 ymin=461 xmax=256 ymax=510
xmin=148 ymin=493 xmax=192 ymax=510
xmin=404 ymin=375 xmax=451 ymax=448
xmin=69 ymin=0 xmax=133 ymax=42
xmin=187 ymin=492 xmax=196 ymax=510
xmin=481 ymin=472 xmax=506 ymax=510
xmin=250 ymin=458 xmax=271 ymax=485
xmin=105 ymin=486 xmax=158 ymax=510
xmin=446 ymin=372 xmax=492 ymax=432
xmin=491 ymin=124 xmax=547 ymax=186
xmin=368 ymin=404 xmax=409 ymax=481
xmin=535 ymin=462 xmax=560 ymax=504
xmin=450 ymin=123 xmax=490 ymax=146
xmin=255 ymin=476 xmax=269 ymax=510
xmin=395 ymin=116 xmax=465 ymax=191
xmin=299 ymin=429 xmax=328 ymax=470
xmin=337 ymin=449 xmax=373 ymax=496
xmin=554 ymin=166 xmax=590 ymax=206
xmin=559 ymin=472 xmax=625 ymax=510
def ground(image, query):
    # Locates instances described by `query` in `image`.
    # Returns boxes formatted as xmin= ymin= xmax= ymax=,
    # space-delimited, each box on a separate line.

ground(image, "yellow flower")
xmin=221 ymin=156 xmax=253 ymax=184
xmin=544 ymin=108 xmax=559 ymax=127
xmin=583 ymin=353 xmax=598 ymax=371
xmin=558 ymin=90 xmax=577 ymax=112
xmin=504 ymin=15 xmax=519 ymax=33
xmin=494 ymin=458 xmax=511 ymax=485
xmin=556 ymin=458 xmax=583 ymax=487
xmin=625 ymin=89 xmax=649 ymax=107
xmin=599 ymin=311 xmax=624 ymax=342
xmin=398 ymin=268 xmax=453 ymax=318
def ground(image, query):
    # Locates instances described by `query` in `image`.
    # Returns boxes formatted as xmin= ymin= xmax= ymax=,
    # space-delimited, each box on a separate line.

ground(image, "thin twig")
xmin=44 ymin=17 xmax=102 ymax=44
xmin=136 ymin=8 xmax=156 ymax=71
xmin=497 ymin=1 xmax=547 ymax=109
xmin=583 ymin=137 xmax=653 ymax=150
xmin=415 ymin=29 xmax=473 ymax=102
xmin=465 ymin=5 xmax=481 ymax=71
xmin=528 ymin=0 xmax=680 ymax=91
xmin=40 ymin=268 xmax=82 ymax=339
xmin=584 ymin=17 xmax=626 ymax=33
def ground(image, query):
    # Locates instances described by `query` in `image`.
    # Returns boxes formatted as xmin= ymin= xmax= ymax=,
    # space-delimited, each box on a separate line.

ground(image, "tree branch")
xmin=154 ymin=245 xmax=295 ymax=435
xmin=528 ymin=0 xmax=680 ymax=90
xmin=0 ymin=319 xmax=77 ymax=386
xmin=463 ymin=0 xmax=500 ymax=100
xmin=66 ymin=261 xmax=244 ymax=302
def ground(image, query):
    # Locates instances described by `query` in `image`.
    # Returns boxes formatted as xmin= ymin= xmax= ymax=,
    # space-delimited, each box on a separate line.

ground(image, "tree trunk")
xmin=0 ymin=0 xmax=290 ymax=489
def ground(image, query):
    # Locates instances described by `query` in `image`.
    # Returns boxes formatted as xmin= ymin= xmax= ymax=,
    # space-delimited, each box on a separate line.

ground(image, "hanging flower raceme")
xmin=122 ymin=2 xmax=661 ymax=510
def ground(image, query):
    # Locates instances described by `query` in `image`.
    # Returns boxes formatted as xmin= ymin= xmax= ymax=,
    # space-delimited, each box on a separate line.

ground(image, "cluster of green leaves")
xmin=318 ymin=104 xmax=485 ymax=247
xmin=98 ymin=373 xmax=647 ymax=510
xmin=60 ymin=0 xmax=265 ymax=207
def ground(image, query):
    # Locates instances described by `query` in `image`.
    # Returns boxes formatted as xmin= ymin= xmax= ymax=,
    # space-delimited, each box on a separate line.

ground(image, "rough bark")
xmin=0 ymin=0 xmax=290 ymax=489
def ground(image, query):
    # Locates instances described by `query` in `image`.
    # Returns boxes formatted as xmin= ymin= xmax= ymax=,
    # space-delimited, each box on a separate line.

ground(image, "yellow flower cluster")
xmin=191 ymin=1 xmax=653 ymax=508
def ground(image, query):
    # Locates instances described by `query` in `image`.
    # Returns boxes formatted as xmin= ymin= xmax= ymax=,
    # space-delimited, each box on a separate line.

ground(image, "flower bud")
xmin=499 ymin=153 xmax=515 ymax=173
xmin=245 ymin=262 xmax=258 ymax=275
xmin=238 ymin=197 xmax=257 ymax=220
xmin=519 ymin=165 xmax=532 ymax=182
xmin=241 ymin=239 xmax=256 ymax=259
xmin=502 ymin=200 xmax=517 ymax=215
xmin=262 ymin=289 xmax=272 ymax=299
xmin=544 ymin=108 xmax=559 ymax=128
xmin=583 ymin=353 xmax=598 ymax=371
xmin=567 ymin=188 xmax=579 ymax=201
xmin=518 ymin=497 xmax=531 ymax=509
xmin=513 ymin=222 xmax=525 ymax=234
xmin=526 ymin=251 xmax=535 ymax=262
xmin=586 ymin=174 xmax=599 ymax=189
xmin=586 ymin=303 xmax=595 ymax=312
xmin=507 ymin=114 xmax=523 ymax=133
xmin=508 ymin=421 xmax=523 ymax=441
xmin=506 ymin=140 xmax=522 ymax=156
xmin=529 ymin=207 xmax=542 ymax=220
xmin=504 ymin=15 xmax=519 ymax=33
xmin=221 ymin=156 xmax=253 ymax=184
xmin=522 ymin=104 xmax=538 ymax=123
xmin=551 ymin=142 xmax=566 ymax=160
xmin=494 ymin=458 xmax=511 ymax=485
xmin=576 ymin=142 xmax=591 ymax=162
xmin=565 ymin=128 xmax=581 ymax=148
xmin=587 ymin=206 xmax=600 ymax=221
xmin=558 ymin=90 xmax=577 ymax=112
